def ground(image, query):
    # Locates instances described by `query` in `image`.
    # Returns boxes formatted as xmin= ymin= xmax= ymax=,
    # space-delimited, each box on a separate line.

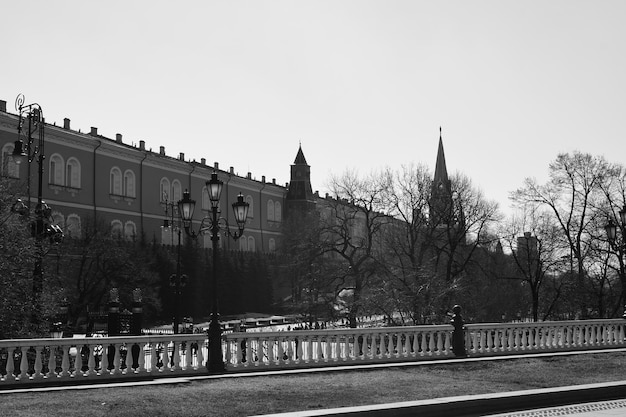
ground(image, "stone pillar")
xmin=130 ymin=288 xmax=143 ymax=336
xmin=451 ymin=305 xmax=466 ymax=357
xmin=107 ymin=288 xmax=120 ymax=337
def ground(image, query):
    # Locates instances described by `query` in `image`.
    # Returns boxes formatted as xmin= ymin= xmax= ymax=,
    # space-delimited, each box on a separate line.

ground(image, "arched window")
xmin=239 ymin=235 xmax=248 ymax=252
xmin=268 ymin=238 xmax=276 ymax=252
xmin=160 ymin=178 xmax=170 ymax=202
xmin=49 ymin=154 xmax=64 ymax=185
xmin=245 ymin=195 xmax=254 ymax=218
xmin=124 ymin=170 xmax=136 ymax=197
xmin=274 ymin=201 xmax=282 ymax=222
xmin=124 ymin=221 xmax=137 ymax=241
xmin=267 ymin=199 xmax=275 ymax=221
xmin=111 ymin=220 xmax=123 ymax=239
xmin=247 ymin=236 xmax=256 ymax=252
xmin=1 ymin=143 xmax=19 ymax=178
xmin=110 ymin=167 xmax=122 ymax=195
xmin=66 ymin=157 xmax=81 ymax=189
xmin=66 ymin=214 xmax=82 ymax=238
xmin=172 ymin=180 xmax=182 ymax=203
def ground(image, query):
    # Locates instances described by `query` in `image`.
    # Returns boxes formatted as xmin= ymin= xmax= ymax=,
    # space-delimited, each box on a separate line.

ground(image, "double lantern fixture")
xmin=176 ymin=172 xmax=249 ymax=239
xmin=176 ymin=171 xmax=249 ymax=372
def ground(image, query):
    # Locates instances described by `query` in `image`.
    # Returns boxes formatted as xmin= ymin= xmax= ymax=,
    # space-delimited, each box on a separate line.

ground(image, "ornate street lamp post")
xmin=11 ymin=94 xmax=63 ymax=324
xmin=604 ymin=205 xmax=626 ymax=318
xmin=177 ymin=172 xmax=249 ymax=372
xmin=162 ymin=194 xmax=187 ymax=334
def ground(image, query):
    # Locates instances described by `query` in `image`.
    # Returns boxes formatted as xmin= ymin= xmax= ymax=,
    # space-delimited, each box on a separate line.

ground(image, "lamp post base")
xmin=206 ymin=313 xmax=225 ymax=372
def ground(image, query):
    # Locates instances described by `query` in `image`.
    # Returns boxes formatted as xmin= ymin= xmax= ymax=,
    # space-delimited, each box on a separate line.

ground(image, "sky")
xmin=2 ymin=0 xmax=625 ymax=214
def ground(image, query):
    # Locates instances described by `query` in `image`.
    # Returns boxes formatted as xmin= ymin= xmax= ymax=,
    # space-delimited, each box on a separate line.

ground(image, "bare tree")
xmin=511 ymin=152 xmax=617 ymax=317
xmin=320 ymin=170 xmax=393 ymax=328
xmin=500 ymin=207 xmax=565 ymax=321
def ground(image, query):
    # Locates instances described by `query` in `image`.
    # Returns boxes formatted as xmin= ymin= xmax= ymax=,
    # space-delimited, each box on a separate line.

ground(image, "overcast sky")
xmin=2 ymin=1 xmax=625 ymax=214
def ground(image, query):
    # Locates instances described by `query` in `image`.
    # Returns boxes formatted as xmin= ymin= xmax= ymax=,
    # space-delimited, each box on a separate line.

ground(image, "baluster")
xmin=242 ymin=338 xmax=251 ymax=365
xmin=411 ymin=333 xmax=419 ymax=357
xmin=171 ymin=342 xmax=179 ymax=371
xmin=314 ymin=337 xmax=322 ymax=362
xmin=196 ymin=340 xmax=204 ymax=370
xmin=18 ymin=346 xmax=28 ymax=381
xmin=266 ymin=338 xmax=274 ymax=365
xmin=88 ymin=345 xmax=97 ymax=376
xmin=60 ymin=346 xmax=70 ymax=377
xmin=184 ymin=341 xmax=192 ymax=370
xmin=276 ymin=338 xmax=285 ymax=364
xmin=135 ymin=343 xmax=144 ymax=373
xmin=6 ymin=347 xmax=15 ymax=380
xmin=33 ymin=346 xmax=43 ymax=379
xmin=372 ymin=334 xmax=379 ymax=359
xmin=428 ymin=331 xmax=436 ymax=356
xmin=235 ymin=337 xmax=244 ymax=367
xmin=590 ymin=326 xmax=596 ymax=346
xmin=296 ymin=337 xmax=303 ymax=363
xmin=113 ymin=344 xmax=122 ymax=374
xmin=149 ymin=343 xmax=157 ymax=373
xmin=421 ymin=332 xmax=428 ymax=355
xmin=322 ymin=337 xmax=330 ymax=362
xmin=285 ymin=338 xmax=294 ymax=362
xmin=572 ymin=326 xmax=580 ymax=348
xmin=506 ymin=329 xmax=513 ymax=351
xmin=443 ymin=330 xmax=452 ymax=356
xmin=100 ymin=344 xmax=109 ymax=375
xmin=384 ymin=333 xmax=392 ymax=358
xmin=434 ymin=331 xmax=442 ymax=355
xmin=74 ymin=346 xmax=83 ymax=377
xmin=402 ymin=333 xmax=409 ymax=357
xmin=306 ymin=337 xmax=313 ymax=363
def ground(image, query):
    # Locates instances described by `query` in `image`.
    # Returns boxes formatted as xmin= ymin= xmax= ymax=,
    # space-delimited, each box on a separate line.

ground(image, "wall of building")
xmin=0 ymin=102 xmax=288 ymax=253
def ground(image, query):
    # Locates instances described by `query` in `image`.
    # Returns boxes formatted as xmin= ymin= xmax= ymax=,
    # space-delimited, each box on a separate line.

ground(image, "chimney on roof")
xmin=63 ymin=118 xmax=71 ymax=130
xmin=160 ymin=146 xmax=165 ymax=156
xmin=230 ymin=167 xmax=234 ymax=174
xmin=262 ymin=176 xmax=266 ymax=183
xmin=139 ymin=140 xmax=145 ymax=150
xmin=201 ymin=158 xmax=206 ymax=165
xmin=179 ymin=152 xmax=185 ymax=161
xmin=214 ymin=162 xmax=219 ymax=170
xmin=116 ymin=133 xmax=123 ymax=143
xmin=272 ymin=178 xmax=276 ymax=184
xmin=90 ymin=127 xmax=98 ymax=136
xmin=0 ymin=100 xmax=6 ymax=112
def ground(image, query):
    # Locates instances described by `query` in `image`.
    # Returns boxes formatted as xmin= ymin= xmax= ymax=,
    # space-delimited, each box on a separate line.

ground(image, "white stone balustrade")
xmin=465 ymin=319 xmax=626 ymax=355
xmin=0 ymin=319 xmax=624 ymax=388
xmin=223 ymin=325 xmax=453 ymax=369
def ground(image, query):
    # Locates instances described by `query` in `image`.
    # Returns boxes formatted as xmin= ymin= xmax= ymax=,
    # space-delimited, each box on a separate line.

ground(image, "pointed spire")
xmin=294 ymin=143 xmax=308 ymax=165
xmin=433 ymin=128 xmax=449 ymax=187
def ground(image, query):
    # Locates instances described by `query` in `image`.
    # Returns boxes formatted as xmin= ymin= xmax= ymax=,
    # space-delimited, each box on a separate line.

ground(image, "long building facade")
xmin=0 ymin=98 xmax=458 ymax=257
xmin=0 ymin=99 xmax=291 ymax=252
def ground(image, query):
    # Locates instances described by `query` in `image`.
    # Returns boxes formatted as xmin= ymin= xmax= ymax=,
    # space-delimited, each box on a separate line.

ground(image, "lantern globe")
xmin=177 ymin=190 xmax=196 ymax=225
xmin=232 ymin=193 xmax=249 ymax=229
xmin=207 ymin=172 xmax=223 ymax=208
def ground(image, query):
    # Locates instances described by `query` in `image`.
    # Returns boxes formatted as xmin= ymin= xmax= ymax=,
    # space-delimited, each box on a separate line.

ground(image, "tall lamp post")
xmin=162 ymin=194 xmax=187 ymax=334
xmin=177 ymin=172 xmax=249 ymax=372
xmin=604 ymin=205 xmax=626 ymax=318
xmin=11 ymin=94 xmax=63 ymax=323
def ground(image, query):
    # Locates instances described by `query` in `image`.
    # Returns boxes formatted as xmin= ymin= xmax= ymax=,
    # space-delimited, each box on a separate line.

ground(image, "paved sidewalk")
xmin=485 ymin=399 xmax=626 ymax=416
